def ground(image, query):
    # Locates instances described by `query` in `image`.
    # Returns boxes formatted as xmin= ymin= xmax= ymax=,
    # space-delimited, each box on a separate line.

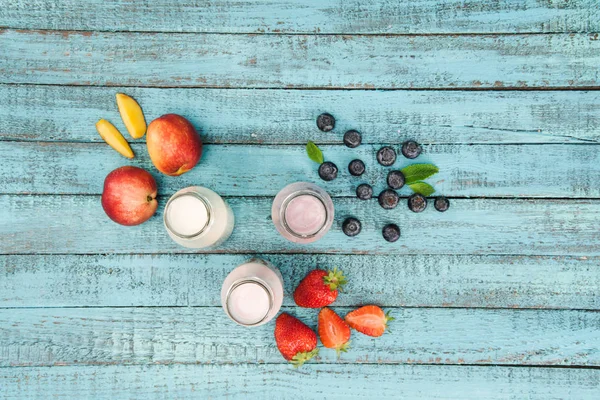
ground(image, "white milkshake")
xmin=164 ymin=186 xmax=234 ymax=249
xmin=221 ymin=259 xmax=284 ymax=327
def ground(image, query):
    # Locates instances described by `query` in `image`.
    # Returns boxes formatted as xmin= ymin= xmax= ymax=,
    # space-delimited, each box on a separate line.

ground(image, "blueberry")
xmin=356 ymin=184 xmax=373 ymax=200
xmin=408 ymin=193 xmax=427 ymax=212
xmin=377 ymin=146 xmax=396 ymax=166
xmin=342 ymin=217 xmax=362 ymax=237
xmin=348 ymin=159 xmax=365 ymax=176
xmin=387 ymin=170 xmax=405 ymax=190
xmin=382 ymin=224 xmax=401 ymax=242
xmin=343 ymin=130 xmax=362 ymax=148
xmin=318 ymin=161 xmax=338 ymax=181
xmin=316 ymin=113 xmax=335 ymax=132
xmin=378 ymin=189 xmax=400 ymax=210
xmin=401 ymin=140 xmax=422 ymax=159
xmin=434 ymin=196 xmax=450 ymax=212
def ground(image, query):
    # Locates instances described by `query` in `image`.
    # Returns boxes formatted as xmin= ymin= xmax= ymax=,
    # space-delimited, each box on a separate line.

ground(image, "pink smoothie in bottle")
xmin=272 ymin=182 xmax=334 ymax=243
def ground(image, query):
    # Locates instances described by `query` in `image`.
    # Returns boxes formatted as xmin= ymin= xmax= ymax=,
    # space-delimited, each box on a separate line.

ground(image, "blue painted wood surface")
xmin=2 ymin=86 xmax=599 ymax=144
xmin=3 ymin=142 xmax=600 ymax=197
xmin=2 ymin=30 xmax=600 ymax=89
xmin=2 ymin=364 xmax=599 ymax=400
xmin=0 ymin=0 xmax=599 ymax=398
xmin=2 ymin=254 xmax=598 ymax=309
xmin=2 ymin=307 xmax=600 ymax=366
xmin=1 ymin=0 xmax=597 ymax=34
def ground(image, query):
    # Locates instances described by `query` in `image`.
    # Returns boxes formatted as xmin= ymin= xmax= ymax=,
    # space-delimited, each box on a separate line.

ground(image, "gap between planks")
xmin=5 ymin=82 xmax=600 ymax=91
xmin=0 ymin=141 xmax=600 ymax=147
xmin=1 ymin=305 xmax=599 ymax=312
xmin=3 ymin=28 xmax=598 ymax=36
xmin=2 ymin=194 xmax=600 ymax=200
xmin=0 ymin=363 xmax=598 ymax=370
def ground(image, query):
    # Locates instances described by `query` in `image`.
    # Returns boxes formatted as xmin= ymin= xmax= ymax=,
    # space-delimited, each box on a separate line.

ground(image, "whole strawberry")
xmin=274 ymin=313 xmax=319 ymax=367
xmin=294 ymin=267 xmax=347 ymax=308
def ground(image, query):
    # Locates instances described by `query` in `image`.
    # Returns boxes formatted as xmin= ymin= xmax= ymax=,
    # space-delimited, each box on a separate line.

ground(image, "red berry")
xmin=345 ymin=305 xmax=394 ymax=337
xmin=318 ymin=308 xmax=351 ymax=355
xmin=293 ymin=268 xmax=347 ymax=308
xmin=274 ymin=313 xmax=318 ymax=367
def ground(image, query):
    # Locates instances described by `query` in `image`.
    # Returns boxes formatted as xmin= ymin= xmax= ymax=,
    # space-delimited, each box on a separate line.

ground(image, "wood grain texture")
xmin=1 ymin=364 xmax=598 ymax=400
xmin=2 ymin=307 xmax=599 ymax=366
xmin=1 ymin=0 xmax=598 ymax=34
xmin=2 ymin=85 xmax=599 ymax=144
xmin=3 ymin=142 xmax=600 ymax=197
xmin=2 ymin=30 xmax=600 ymax=89
xmin=1 ymin=195 xmax=598 ymax=255
xmin=1 ymin=254 xmax=597 ymax=309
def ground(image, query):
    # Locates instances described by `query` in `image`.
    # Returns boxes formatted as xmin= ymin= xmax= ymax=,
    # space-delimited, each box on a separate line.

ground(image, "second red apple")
xmin=146 ymin=114 xmax=203 ymax=176
xmin=101 ymin=166 xmax=158 ymax=226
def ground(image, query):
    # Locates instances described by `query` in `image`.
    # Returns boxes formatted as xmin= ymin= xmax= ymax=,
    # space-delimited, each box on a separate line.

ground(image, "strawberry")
xmin=274 ymin=313 xmax=318 ymax=367
xmin=294 ymin=267 xmax=347 ymax=308
xmin=344 ymin=305 xmax=394 ymax=337
xmin=318 ymin=307 xmax=351 ymax=355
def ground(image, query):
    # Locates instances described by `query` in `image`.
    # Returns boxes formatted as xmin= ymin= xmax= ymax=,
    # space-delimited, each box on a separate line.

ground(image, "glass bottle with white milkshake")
xmin=164 ymin=186 xmax=234 ymax=249
xmin=221 ymin=258 xmax=284 ymax=327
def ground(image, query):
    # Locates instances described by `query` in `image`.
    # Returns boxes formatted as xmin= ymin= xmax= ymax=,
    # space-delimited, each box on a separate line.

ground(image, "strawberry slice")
xmin=318 ymin=307 xmax=351 ymax=355
xmin=344 ymin=305 xmax=394 ymax=337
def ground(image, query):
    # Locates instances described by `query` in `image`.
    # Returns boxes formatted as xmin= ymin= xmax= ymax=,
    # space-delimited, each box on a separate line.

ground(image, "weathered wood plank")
xmin=2 ymin=254 xmax=597 ymax=309
xmin=1 ymin=195 xmax=598 ymax=255
xmin=1 ymin=307 xmax=599 ymax=366
xmin=3 ymin=142 xmax=600 ymax=197
xmin=2 ymin=30 xmax=599 ymax=88
xmin=1 ymin=364 xmax=598 ymax=400
xmin=1 ymin=0 xmax=597 ymax=34
xmin=2 ymin=85 xmax=598 ymax=144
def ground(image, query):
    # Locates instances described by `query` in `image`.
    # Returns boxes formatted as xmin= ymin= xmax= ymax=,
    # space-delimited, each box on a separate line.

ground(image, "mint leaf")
xmin=409 ymin=181 xmax=435 ymax=196
xmin=401 ymin=164 xmax=439 ymax=184
xmin=306 ymin=141 xmax=324 ymax=164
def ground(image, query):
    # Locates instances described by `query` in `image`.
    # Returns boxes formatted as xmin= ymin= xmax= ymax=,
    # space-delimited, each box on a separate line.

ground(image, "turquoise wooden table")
xmin=1 ymin=1 xmax=600 ymax=398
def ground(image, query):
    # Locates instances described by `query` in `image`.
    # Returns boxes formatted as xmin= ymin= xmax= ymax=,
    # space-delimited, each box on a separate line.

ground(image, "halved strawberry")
xmin=344 ymin=305 xmax=394 ymax=337
xmin=294 ymin=267 xmax=347 ymax=308
xmin=274 ymin=313 xmax=319 ymax=367
xmin=318 ymin=307 xmax=351 ymax=355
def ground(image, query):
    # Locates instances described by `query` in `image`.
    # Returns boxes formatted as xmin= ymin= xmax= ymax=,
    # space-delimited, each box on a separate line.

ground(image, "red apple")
xmin=101 ymin=166 xmax=158 ymax=226
xmin=146 ymin=114 xmax=203 ymax=176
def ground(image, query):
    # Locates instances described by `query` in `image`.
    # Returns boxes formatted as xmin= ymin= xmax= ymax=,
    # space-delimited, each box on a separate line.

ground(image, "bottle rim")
xmin=280 ymin=191 xmax=329 ymax=239
xmin=164 ymin=191 xmax=212 ymax=239
xmin=225 ymin=278 xmax=274 ymax=326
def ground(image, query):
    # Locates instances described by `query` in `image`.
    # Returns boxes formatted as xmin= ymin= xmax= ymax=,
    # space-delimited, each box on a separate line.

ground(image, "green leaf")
xmin=408 ymin=181 xmax=435 ymax=196
xmin=306 ymin=141 xmax=324 ymax=164
xmin=401 ymin=164 xmax=439 ymax=184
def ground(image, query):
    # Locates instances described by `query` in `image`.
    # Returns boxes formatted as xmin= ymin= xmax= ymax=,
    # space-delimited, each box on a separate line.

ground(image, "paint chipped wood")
xmin=1 ymin=30 xmax=599 ymax=88
xmin=1 ymin=364 xmax=598 ymax=399
xmin=0 ymin=195 xmax=598 ymax=255
xmin=1 ymin=0 xmax=597 ymax=34
xmin=2 ymin=86 xmax=599 ymax=144
xmin=1 ymin=254 xmax=597 ymax=309
xmin=1 ymin=307 xmax=599 ymax=366
xmin=1 ymin=142 xmax=599 ymax=197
